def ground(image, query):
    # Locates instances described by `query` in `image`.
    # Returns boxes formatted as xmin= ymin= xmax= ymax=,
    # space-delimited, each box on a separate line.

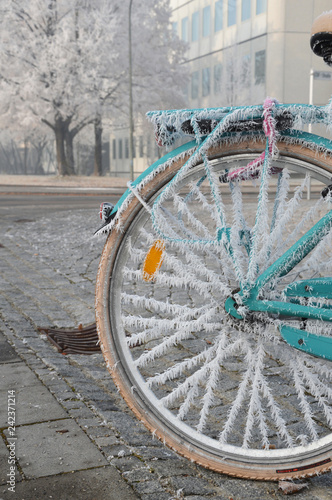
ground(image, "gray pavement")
xmin=0 ymin=176 xmax=332 ymax=499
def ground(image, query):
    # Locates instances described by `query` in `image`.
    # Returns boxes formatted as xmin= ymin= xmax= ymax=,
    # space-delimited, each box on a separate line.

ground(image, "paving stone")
xmin=135 ymin=446 xmax=178 ymax=461
xmin=91 ymin=398 xmax=120 ymax=412
xmin=111 ymin=456 xmax=145 ymax=472
xmin=94 ymin=433 xmax=121 ymax=450
xmin=138 ymin=494 xmax=170 ymax=500
xmin=60 ymin=399 xmax=87 ymax=410
xmin=0 ymin=333 xmax=20 ymax=363
xmin=184 ymin=497 xmax=216 ymax=500
xmin=0 ymin=437 xmax=22 ymax=486
xmin=103 ymin=411 xmax=154 ymax=446
xmin=132 ymin=479 xmax=166 ymax=495
xmin=147 ymin=459 xmax=197 ymax=478
xmin=68 ymin=407 xmax=96 ymax=419
xmin=220 ymin=478 xmax=285 ymax=500
xmin=170 ymin=476 xmax=216 ymax=496
xmin=102 ymin=444 xmax=132 ymax=459
xmin=76 ymin=417 xmax=105 ymax=428
xmin=0 ymin=466 xmax=138 ymax=500
xmin=0 ymin=363 xmax=67 ymax=427
xmin=9 ymin=419 xmax=108 ymax=478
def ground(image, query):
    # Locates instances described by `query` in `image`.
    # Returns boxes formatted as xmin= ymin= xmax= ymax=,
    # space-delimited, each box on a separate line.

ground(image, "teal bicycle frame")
xmin=105 ymin=102 xmax=332 ymax=361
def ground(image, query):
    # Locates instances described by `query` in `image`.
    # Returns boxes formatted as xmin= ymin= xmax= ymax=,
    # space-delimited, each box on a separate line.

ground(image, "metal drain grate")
xmin=38 ymin=323 xmax=100 ymax=355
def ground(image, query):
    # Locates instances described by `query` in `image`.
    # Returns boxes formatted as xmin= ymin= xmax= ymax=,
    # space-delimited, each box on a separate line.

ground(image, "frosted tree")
xmin=129 ymin=0 xmax=188 ymax=113
xmin=92 ymin=0 xmax=188 ymax=174
xmin=0 ymin=0 xmax=188 ymax=176
xmin=0 ymin=0 xmax=125 ymax=175
xmin=219 ymin=45 xmax=252 ymax=106
xmin=0 ymin=87 xmax=54 ymax=174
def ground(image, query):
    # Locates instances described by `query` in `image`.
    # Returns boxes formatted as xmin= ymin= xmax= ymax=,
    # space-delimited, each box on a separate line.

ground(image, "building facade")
xmin=110 ymin=0 xmax=332 ymax=177
xmin=171 ymin=0 xmax=332 ymax=107
xmin=109 ymin=121 xmax=161 ymax=178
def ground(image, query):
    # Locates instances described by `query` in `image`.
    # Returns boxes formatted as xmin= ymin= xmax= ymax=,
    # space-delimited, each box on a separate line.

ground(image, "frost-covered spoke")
xmin=262 ymin=175 xmax=310 ymax=267
xmin=301 ymin=225 xmax=332 ymax=274
xmin=139 ymin=226 xmax=234 ymax=294
xmin=196 ymin=333 xmax=231 ymax=432
xmin=121 ymin=292 xmax=203 ymax=318
xmin=219 ymin=340 xmax=254 ymax=444
xmin=127 ymin=326 xmax=162 ymax=348
xmin=163 ymin=245 xmax=233 ymax=295
xmin=190 ymin=181 xmax=221 ymax=225
xmin=111 ymin=145 xmax=332 ymax=458
xmin=259 ymin=368 xmax=294 ymax=447
xmin=123 ymin=312 xmax=220 ymax=335
xmin=229 ymin=181 xmax=249 ymax=282
xmin=134 ymin=306 xmax=219 ymax=368
xmin=292 ymin=358 xmax=319 ymax=443
xmin=280 ymin=198 xmax=323 ymax=255
xmin=242 ymin=344 xmax=269 ymax=448
xmin=173 ymin=194 xmax=214 ymax=240
xmin=301 ymin=364 xmax=332 ymax=427
xmin=161 ymin=333 xmax=241 ymax=410
xmin=246 ymin=152 xmax=273 ymax=284
xmin=123 ymin=267 xmax=220 ymax=300
xmin=147 ymin=339 xmax=220 ymax=387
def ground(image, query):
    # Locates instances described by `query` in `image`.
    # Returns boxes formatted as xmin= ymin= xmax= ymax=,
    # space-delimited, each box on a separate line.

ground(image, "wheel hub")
xmin=224 ymin=289 xmax=244 ymax=320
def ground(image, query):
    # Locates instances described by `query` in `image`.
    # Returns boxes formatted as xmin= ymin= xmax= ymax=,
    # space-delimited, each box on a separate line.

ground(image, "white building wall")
xmin=171 ymin=0 xmax=332 ymax=108
xmin=109 ymin=123 xmax=163 ymax=178
xmin=110 ymin=0 xmax=332 ymax=177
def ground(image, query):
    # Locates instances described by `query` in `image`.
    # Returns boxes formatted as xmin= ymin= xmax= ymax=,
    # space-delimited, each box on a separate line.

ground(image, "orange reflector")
xmin=142 ymin=239 xmax=165 ymax=282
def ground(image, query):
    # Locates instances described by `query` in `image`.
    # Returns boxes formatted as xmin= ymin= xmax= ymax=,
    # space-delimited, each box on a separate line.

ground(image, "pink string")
xmin=226 ymin=97 xmax=282 ymax=182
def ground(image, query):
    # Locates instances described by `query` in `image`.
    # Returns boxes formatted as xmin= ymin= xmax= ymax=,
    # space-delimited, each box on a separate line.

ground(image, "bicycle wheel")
xmin=96 ymin=134 xmax=332 ymax=480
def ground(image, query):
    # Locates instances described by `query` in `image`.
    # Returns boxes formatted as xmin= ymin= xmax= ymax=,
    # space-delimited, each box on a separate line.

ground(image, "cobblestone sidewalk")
xmin=0 ymin=207 xmax=332 ymax=500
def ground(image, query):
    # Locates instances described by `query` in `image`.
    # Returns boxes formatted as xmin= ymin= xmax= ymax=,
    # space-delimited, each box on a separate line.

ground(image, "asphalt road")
xmin=0 ymin=192 xmax=122 ymax=223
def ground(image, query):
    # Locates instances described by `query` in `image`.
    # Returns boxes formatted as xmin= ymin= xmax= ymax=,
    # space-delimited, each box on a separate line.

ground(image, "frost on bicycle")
xmin=96 ymin=99 xmax=332 ymax=477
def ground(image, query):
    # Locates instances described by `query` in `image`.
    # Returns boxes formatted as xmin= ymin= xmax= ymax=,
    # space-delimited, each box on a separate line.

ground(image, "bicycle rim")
xmin=96 ymin=136 xmax=332 ymax=479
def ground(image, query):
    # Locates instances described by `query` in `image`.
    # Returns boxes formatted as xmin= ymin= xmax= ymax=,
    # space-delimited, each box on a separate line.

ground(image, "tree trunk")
xmin=65 ymin=131 xmax=76 ymax=175
xmin=23 ymin=139 xmax=28 ymax=174
xmin=34 ymin=144 xmax=44 ymax=175
xmin=55 ymin=117 xmax=69 ymax=175
xmin=93 ymin=115 xmax=103 ymax=176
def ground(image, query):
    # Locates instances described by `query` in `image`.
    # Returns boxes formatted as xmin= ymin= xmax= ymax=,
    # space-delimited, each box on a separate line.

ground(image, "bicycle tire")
xmin=96 ymin=134 xmax=332 ymax=480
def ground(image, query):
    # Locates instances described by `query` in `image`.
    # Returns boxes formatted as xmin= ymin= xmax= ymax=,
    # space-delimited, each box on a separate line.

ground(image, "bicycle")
xmin=95 ymin=12 xmax=332 ymax=480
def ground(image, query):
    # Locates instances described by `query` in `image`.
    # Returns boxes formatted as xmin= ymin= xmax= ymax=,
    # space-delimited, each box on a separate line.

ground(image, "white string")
xmin=127 ymin=181 xmax=152 ymax=214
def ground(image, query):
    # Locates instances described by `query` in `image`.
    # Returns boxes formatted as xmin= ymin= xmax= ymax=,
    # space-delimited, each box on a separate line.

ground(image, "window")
xmin=228 ymin=0 xmax=236 ymax=26
xmin=203 ymin=6 xmax=211 ymax=37
xmin=132 ymin=137 xmax=136 ymax=158
xmin=214 ymin=63 xmax=222 ymax=94
xmin=147 ymin=137 xmax=151 ymax=157
xmin=172 ymin=22 xmax=178 ymax=35
xmin=181 ymin=17 xmax=189 ymax=41
xmin=191 ymin=71 xmax=199 ymax=99
xmin=241 ymin=54 xmax=251 ymax=83
xmin=118 ymin=139 xmax=123 ymax=159
xmin=112 ymin=139 xmax=116 ymax=159
xmin=242 ymin=0 xmax=251 ymax=21
xmin=255 ymin=50 xmax=266 ymax=84
xmin=125 ymin=138 xmax=129 ymax=159
xmin=256 ymin=0 xmax=266 ymax=14
xmin=215 ymin=0 xmax=223 ymax=32
xmin=202 ymin=67 xmax=211 ymax=97
xmin=192 ymin=11 xmax=199 ymax=41
xmin=139 ymin=136 xmax=144 ymax=158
